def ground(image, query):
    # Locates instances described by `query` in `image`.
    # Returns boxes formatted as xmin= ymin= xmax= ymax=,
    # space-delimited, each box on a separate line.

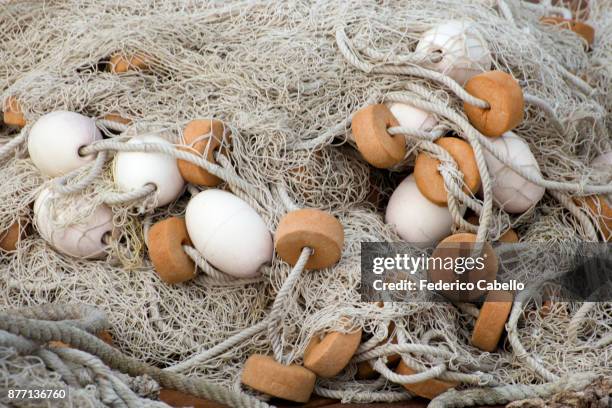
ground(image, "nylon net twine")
xmin=0 ymin=0 xmax=610 ymax=407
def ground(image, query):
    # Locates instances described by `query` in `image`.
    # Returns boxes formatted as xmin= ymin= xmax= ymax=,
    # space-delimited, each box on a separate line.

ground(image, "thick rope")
xmin=80 ymin=139 xmax=261 ymax=199
xmin=523 ymin=93 xmax=566 ymax=136
xmin=103 ymin=183 xmax=157 ymax=206
xmin=506 ymin=288 xmax=560 ymax=382
xmin=374 ymin=359 xmax=447 ymax=384
xmin=353 ymin=343 xmax=455 ymax=362
xmin=54 ymin=151 xmax=108 ymax=195
xmin=216 ymin=152 xmax=268 ymax=211
xmin=393 ymin=329 xmax=495 ymax=386
xmin=0 ymin=129 xmax=28 ymax=162
xmin=36 ymin=348 xmax=80 ymax=388
xmin=7 ymin=303 xmax=109 ymax=333
xmin=357 ymin=40 xmax=443 ymax=65
xmin=183 ymin=244 xmax=263 ymax=285
xmin=167 ymin=319 xmax=269 ymax=373
xmin=183 ymin=244 xmax=237 ymax=282
xmin=274 ymin=184 xmax=300 ymax=212
xmin=388 ymin=126 xmax=442 ymax=142
xmin=289 ymin=115 xmax=354 ymax=150
xmin=314 ymin=385 xmax=411 ymax=403
xmin=401 ymin=355 xmax=491 ymax=386
xmin=428 ymin=373 xmax=598 ymax=408
xmin=567 ymin=301 xmax=597 ymax=343
xmin=55 ymin=347 xmax=166 ymax=408
xmin=355 ymin=324 xmax=388 ymax=356
xmin=0 ymin=309 xmax=273 ymax=408
xmin=0 ymin=329 xmax=38 ymax=353
xmin=355 ymin=318 xmax=490 ymax=389
xmin=267 ymin=247 xmax=312 ymax=364
xmin=558 ymin=64 xmax=594 ymax=96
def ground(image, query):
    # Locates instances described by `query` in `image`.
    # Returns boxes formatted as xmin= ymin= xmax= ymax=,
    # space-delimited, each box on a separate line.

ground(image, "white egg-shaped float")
xmin=113 ymin=134 xmax=185 ymax=208
xmin=415 ymin=20 xmax=492 ymax=85
xmin=483 ymin=132 xmax=545 ymax=213
xmin=28 ymin=111 xmax=102 ymax=177
xmin=388 ymin=103 xmax=438 ymax=131
xmin=34 ymin=188 xmax=113 ymax=259
xmin=185 ymin=189 xmax=273 ymax=278
xmin=385 ymin=175 xmax=463 ymax=246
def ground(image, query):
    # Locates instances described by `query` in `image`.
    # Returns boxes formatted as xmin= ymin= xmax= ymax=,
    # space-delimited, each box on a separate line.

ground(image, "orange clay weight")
xmin=304 ymin=328 xmax=362 ymax=377
xmin=147 ymin=217 xmax=196 ymax=284
xmin=3 ymin=96 xmax=26 ymax=128
xmin=464 ymin=71 xmax=524 ymax=138
xmin=414 ymin=137 xmax=481 ymax=206
xmin=0 ymin=221 xmax=26 ymax=251
xmin=583 ymin=195 xmax=612 ymax=241
xmin=109 ymin=53 xmax=149 ymax=73
xmin=471 ymin=290 xmax=513 ymax=352
xmin=103 ymin=113 xmax=132 ymax=125
xmin=275 ymin=209 xmax=344 ymax=269
xmin=498 ymin=228 xmax=519 ymax=243
xmin=540 ymin=17 xmax=595 ymax=46
xmin=395 ymin=361 xmax=458 ymax=399
xmin=177 ymin=119 xmax=229 ymax=186
xmin=351 ymin=104 xmax=406 ymax=169
xmin=241 ymin=355 xmax=316 ymax=403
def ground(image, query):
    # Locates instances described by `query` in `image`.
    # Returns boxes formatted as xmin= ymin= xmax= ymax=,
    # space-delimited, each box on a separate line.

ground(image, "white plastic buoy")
xmin=34 ymin=188 xmax=113 ymax=259
xmin=415 ymin=20 xmax=492 ymax=85
xmin=185 ymin=189 xmax=273 ymax=277
xmin=388 ymin=103 xmax=438 ymax=132
xmin=113 ymin=134 xmax=185 ymax=208
xmin=385 ymin=175 xmax=463 ymax=246
xmin=483 ymin=132 xmax=545 ymax=213
xmin=28 ymin=111 xmax=102 ymax=177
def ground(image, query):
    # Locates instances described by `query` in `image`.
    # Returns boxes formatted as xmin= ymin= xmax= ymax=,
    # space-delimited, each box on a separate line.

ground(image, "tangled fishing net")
xmin=0 ymin=0 xmax=610 ymax=406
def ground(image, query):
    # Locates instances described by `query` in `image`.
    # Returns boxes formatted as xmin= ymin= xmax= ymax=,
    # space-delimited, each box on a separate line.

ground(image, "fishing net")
xmin=0 ymin=0 xmax=610 ymax=406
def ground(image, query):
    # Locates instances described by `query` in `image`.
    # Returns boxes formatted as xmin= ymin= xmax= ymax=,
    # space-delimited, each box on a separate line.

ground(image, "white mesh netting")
xmin=0 ymin=0 xmax=610 ymax=406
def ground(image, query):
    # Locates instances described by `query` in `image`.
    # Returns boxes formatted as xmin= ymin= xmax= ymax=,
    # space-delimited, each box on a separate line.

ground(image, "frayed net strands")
xmin=0 ymin=0 xmax=611 ymax=407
